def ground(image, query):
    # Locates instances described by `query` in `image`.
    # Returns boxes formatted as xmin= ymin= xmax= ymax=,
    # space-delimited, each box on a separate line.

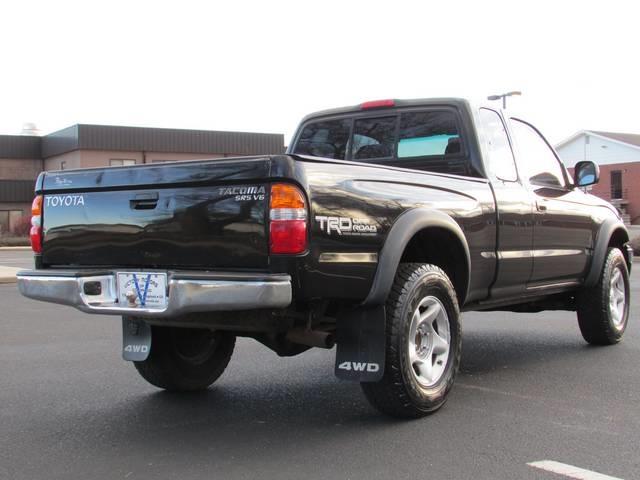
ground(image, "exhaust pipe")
xmin=285 ymin=328 xmax=335 ymax=349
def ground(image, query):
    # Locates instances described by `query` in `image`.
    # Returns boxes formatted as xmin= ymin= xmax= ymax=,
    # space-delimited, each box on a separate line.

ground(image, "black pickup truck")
xmin=18 ymin=98 xmax=632 ymax=417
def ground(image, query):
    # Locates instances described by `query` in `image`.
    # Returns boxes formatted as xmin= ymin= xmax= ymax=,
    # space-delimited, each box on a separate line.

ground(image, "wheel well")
xmin=399 ymin=227 xmax=469 ymax=303
xmin=608 ymin=228 xmax=629 ymax=249
xmin=608 ymin=227 xmax=631 ymax=268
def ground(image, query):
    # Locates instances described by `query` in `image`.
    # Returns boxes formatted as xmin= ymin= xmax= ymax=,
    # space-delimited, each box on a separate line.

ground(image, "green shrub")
xmin=11 ymin=216 xmax=31 ymax=236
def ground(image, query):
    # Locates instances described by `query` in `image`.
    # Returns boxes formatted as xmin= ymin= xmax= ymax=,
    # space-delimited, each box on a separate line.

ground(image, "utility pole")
xmin=487 ymin=91 xmax=522 ymax=109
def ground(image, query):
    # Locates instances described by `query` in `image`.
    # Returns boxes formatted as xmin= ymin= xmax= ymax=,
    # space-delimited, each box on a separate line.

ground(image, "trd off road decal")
xmin=315 ymin=216 xmax=378 ymax=236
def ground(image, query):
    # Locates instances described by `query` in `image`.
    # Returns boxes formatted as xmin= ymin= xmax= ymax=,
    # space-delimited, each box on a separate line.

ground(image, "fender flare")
xmin=362 ymin=208 xmax=471 ymax=307
xmin=584 ymin=218 xmax=630 ymax=287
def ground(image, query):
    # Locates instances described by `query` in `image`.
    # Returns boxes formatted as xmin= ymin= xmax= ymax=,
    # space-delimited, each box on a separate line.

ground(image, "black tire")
xmin=576 ymin=248 xmax=630 ymax=345
xmin=361 ymin=263 xmax=462 ymax=418
xmin=134 ymin=326 xmax=235 ymax=391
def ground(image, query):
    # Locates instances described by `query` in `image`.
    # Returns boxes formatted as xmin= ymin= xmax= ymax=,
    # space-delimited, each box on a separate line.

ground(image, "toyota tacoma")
xmin=17 ymin=98 xmax=632 ymax=417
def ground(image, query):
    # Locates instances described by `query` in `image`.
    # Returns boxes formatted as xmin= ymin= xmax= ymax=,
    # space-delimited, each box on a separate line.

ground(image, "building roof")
xmin=0 ymin=124 xmax=285 ymax=159
xmin=556 ymin=129 xmax=640 ymax=150
xmin=590 ymin=131 xmax=640 ymax=148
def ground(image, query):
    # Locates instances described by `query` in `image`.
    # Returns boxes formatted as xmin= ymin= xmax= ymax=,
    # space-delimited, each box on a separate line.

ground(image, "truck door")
xmin=478 ymin=108 xmax=535 ymax=298
xmin=509 ymin=118 xmax=593 ymax=286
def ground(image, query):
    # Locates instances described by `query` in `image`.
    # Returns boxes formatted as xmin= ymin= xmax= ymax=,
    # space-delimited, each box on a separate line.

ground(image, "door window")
xmin=510 ymin=119 xmax=565 ymax=188
xmin=478 ymin=109 xmax=517 ymax=181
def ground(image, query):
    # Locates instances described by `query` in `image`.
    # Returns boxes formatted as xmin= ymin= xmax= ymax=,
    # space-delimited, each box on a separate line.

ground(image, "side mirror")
xmin=574 ymin=160 xmax=599 ymax=187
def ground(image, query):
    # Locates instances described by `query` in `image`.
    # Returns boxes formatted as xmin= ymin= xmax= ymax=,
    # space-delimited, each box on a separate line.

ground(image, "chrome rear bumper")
xmin=16 ymin=269 xmax=292 ymax=318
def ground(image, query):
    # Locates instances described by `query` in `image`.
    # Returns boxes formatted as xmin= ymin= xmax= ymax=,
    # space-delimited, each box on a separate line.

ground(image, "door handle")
xmin=536 ymin=200 xmax=547 ymax=212
xmin=130 ymin=192 xmax=159 ymax=210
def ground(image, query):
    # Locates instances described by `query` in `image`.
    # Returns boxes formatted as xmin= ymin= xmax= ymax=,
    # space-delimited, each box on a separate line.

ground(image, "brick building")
xmin=0 ymin=125 xmax=284 ymax=234
xmin=556 ymin=130 xmax=640 ymax=225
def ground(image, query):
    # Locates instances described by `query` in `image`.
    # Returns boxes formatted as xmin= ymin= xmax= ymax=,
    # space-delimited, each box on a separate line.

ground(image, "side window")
xmin=510 ymin=119 xmax=566 ymax=188
xmin=478 ymin=109 xmax=517 ymax=182
xmin=351 ymin=116 xmax=396 ymax=160
xmin=293 ymin=119 xmax=351 ymax=159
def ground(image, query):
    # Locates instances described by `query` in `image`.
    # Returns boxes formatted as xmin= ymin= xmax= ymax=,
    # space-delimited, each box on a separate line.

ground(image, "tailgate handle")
xmin=130 ymin=193 xmax=159 ymax=210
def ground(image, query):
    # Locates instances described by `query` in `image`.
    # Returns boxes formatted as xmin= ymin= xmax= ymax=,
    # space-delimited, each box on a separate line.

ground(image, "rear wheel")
xmin=576 ymin=248 xmax=630 ymax=345
xmin=361 ymin=263 xmax=462 ymax=418
xmin=134 ymin=326 xmax=235 ymax=391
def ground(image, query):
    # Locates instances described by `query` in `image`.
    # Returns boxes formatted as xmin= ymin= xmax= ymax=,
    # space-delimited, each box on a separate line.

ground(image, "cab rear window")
xmin=352 ymin=116 xmax=396 ymax=160
xmin=293 ymin=109 xmax=468 ymax=175
xmin=293 ymin=119 xmax=350 ymax=159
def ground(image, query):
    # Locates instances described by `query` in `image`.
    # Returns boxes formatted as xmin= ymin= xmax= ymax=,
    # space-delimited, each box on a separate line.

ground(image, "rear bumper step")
xmin=16 ymin=269 xmax=292 ymax=318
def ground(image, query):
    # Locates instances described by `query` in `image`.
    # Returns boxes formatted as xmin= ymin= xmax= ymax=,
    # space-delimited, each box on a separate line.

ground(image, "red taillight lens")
xmin=30 ymin=195 xmax=43 ymax=253
xmin=269 ymin=184 xmax=307 ymax=254
xmin=270 ymin=220 xmax=307 ymax=254
xmin=29 ymin=224 xmax=42 ymax=253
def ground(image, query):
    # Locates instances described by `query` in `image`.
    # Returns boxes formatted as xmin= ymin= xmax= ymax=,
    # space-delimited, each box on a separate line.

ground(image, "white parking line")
xmin=527 ymin=461 xmax=623 ymax=480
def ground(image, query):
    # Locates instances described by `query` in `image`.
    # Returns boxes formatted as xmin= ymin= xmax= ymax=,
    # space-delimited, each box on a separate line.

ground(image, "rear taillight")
xmin=30 ymin=195 xmax=43 ymax=253
xmin=269 ymin=184 xmax=308 ymax=254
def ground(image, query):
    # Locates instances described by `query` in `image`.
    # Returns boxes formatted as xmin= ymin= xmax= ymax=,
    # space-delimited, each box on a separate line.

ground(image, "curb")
xmin=0 ymin=246 xmax=31 ymax=251
xmin=0 ymin=267 xmax=21 ymax=284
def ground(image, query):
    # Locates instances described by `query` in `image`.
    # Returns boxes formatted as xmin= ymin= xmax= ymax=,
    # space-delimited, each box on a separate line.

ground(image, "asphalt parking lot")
xmin=1 ymin=254 xmax=638 ymax=479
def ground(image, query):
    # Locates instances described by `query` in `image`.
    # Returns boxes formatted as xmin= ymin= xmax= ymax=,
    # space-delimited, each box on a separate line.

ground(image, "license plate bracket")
xmin=117 ymin=272 xmax=168 ymax=309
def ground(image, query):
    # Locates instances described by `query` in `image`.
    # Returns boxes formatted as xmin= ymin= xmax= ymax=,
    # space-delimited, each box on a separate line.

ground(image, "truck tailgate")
xmin=40 ymin=157 xmax=271 ymax=269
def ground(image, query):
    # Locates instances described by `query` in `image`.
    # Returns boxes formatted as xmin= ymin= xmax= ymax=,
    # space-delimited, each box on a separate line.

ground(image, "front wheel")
xmin=576 ymin=248 xmax=630 ymax=345
xmin=361 ymin=263 xmax=462 ymax=418
xmin=134 ymin=326 xmax=235 ymax=391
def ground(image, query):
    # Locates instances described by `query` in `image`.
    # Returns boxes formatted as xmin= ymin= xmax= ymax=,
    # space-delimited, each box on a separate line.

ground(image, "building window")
xmin=611 ymin=170 xmax=622 ymax=199
xmin=110 ymin=159 xmax=136 ymax=167
xmin=0 ymin=210 xmax=23 ymax=235
xmin=0 ymin=210 xmax=8 ymax=235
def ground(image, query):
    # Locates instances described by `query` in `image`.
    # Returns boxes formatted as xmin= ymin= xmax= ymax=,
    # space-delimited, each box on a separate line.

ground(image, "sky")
xmin=1 ymin=0 xmax=638 ymax=146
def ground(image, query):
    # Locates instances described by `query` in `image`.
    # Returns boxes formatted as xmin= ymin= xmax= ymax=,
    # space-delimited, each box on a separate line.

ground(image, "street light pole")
xmin=487 ymin=91 xmax=522 ymax=109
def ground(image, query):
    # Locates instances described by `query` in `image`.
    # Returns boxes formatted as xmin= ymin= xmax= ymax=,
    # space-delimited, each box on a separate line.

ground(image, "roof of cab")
xmin=299 ymin=97 xmax=474 ymax=123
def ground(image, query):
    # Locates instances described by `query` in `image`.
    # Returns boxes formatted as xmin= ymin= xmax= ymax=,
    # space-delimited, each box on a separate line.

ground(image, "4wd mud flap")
xmin=335 ymin=305 xmax=386 ymax=382
xmin=122 ymin=317 xmax=152 ymax=361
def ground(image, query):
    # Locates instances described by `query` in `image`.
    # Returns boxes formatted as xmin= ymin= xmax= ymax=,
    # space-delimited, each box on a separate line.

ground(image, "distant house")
xmin=556 ymin=130 xmax=640 ymax=225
